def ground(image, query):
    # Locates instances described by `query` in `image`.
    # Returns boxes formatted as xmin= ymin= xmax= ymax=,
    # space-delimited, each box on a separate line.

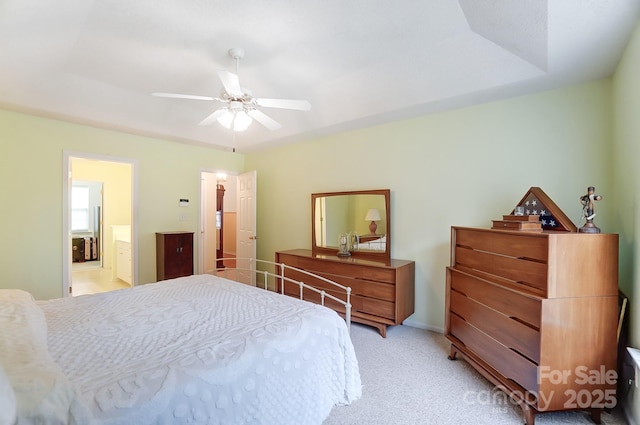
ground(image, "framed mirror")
xmin=312 ymin=189 xmax=390 ymax=262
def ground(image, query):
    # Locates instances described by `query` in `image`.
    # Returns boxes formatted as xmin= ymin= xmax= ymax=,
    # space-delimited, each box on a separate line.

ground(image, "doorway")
xmin=63 ymin=152 xmax=137 ymax=297
xmin=200 ymin=171 xmax=237 ymax=274
xmin=200 ymin=170 xmax=256 ymax=283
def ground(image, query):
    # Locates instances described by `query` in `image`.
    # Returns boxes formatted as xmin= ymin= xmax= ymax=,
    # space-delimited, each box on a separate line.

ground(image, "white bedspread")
xmin=37 ymin=274 xmax=361 ymax=425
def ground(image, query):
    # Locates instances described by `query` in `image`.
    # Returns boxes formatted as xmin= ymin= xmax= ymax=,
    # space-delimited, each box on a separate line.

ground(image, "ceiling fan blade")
xmin=198 ymin=108 xmax=228 ymax=126
xmin=254 ymin=98 xmax=311 ymax=111
xmin=152 ymin=92 xmax=217 ymax=101
xmin=217 ymin=70 xmax=243 ymax=97
xmin=247 ymin=109 xmax=282 ymax=130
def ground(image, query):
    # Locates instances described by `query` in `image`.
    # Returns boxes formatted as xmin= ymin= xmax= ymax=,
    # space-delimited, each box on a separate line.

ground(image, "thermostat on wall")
xmin=179 ymin=198 xmax=189 ymax=207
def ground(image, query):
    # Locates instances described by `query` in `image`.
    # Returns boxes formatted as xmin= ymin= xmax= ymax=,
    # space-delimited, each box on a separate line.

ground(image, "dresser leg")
xmin=376 ymin=324 xmax=387 ymax=338
xmin=448 ymin=345 xmax=459 ymax=360
xmin=521 ymin=404 xmax=536 ymax=425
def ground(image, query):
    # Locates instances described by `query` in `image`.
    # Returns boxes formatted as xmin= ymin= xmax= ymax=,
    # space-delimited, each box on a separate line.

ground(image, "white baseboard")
xmin=402 ymin=318 xmax=444 ymax=334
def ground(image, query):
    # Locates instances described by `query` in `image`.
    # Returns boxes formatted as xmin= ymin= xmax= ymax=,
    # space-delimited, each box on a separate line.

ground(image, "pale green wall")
xmin=246 ymin=79 xmax=614 ymax=331
xmin=613 ymin=18 xmax=640 ymax=348
xmin=0 ymin=109 xmax=243 ymax=299
xmin=0 ymin=80 xmax=618 ymax=327
xmin=612 ymin=19 xmax=640 ymax=423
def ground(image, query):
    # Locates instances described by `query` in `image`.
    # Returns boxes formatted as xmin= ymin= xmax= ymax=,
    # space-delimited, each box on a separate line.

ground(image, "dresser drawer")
xmin=448 ymin=268 xmax=541 ymax=328
xmin=453 ymin=245 xmax=548 ymax=293
xmin=454 ymin=227 xmax=548 ymax=262
xmin=449 ymin=313 xmax=538 ymax=392
xmin=453 ymin=227 xmax=549 ymax=294
xmin=282 ymin=267 xmax=395 ymax=301
xmin=449 ymin=290 xmax=540 ymax=363
xmin=281 ymin=284 xmax=395 ymax=320
xmin=278 ymin=253 xmax=397 ymax=284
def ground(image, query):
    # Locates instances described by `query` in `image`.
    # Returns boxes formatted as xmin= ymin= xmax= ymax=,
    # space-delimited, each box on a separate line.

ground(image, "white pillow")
xmin=0 ymin=289 xmax=94 ymax=425
xmin=0 ymin=362 xmax=17 ymax=425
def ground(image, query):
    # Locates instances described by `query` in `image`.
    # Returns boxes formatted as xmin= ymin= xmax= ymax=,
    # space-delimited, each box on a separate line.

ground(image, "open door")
xmin=236 ymin=170 xmax=257 ymax=285
xmin=200 ymin=172 xmax=219 ymax=275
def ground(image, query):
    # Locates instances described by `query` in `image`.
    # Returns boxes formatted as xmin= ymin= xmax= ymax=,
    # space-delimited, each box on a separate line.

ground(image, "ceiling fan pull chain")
xmin=232 ymin=127 xmax=236 ymax=153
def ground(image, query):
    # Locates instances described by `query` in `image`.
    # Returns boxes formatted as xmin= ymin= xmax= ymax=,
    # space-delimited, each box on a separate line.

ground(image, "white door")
xmin=199 ymin=172 xmax=218 ymax=275
xmin=236 ymin=170 xmax=257 ymax=285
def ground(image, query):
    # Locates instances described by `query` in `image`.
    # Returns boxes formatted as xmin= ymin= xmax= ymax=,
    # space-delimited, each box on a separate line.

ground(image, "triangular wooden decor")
xmin=511 ymin=187 xmax=577 ymax=232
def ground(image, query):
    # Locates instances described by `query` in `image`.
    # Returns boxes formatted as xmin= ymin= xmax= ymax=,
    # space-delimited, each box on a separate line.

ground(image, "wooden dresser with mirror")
xmin=276 ymin=189 xmax=415 ymax=337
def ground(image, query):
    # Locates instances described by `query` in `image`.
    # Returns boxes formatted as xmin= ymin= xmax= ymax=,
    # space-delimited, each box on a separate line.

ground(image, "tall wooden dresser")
xmin=276 ymin=249 xmax=415 ymax=337
xmin=445 ymin=226 xmax=619 ymax=424
xmin=156 ymin=231 xmax=194 ymax=281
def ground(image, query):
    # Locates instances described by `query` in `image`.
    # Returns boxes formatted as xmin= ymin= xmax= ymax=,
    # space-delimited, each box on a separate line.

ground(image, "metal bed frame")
xmin=215 ymin=258 xmax=353 ymax=330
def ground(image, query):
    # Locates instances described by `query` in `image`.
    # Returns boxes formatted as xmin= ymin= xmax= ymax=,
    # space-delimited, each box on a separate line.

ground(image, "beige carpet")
xmin=324 ymin=323 xmax=627 ymax=425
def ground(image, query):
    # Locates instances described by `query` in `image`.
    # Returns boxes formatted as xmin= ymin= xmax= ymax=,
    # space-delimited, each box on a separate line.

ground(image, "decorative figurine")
xmin=349 ymin=231 xmax=359 ymax=252
xmin=579 ymin=186 xmax=602 ymax=233
xmin=337 ymin=233 xmax=351 ymax=257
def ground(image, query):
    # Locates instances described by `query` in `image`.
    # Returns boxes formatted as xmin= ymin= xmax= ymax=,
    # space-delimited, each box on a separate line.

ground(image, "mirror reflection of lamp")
xmin=365 ymin=208 xmax=381 ymax=235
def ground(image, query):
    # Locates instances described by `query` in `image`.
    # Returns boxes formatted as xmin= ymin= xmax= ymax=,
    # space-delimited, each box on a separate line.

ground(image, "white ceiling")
xmin=1 ymin=0 xmax=638 ymax=152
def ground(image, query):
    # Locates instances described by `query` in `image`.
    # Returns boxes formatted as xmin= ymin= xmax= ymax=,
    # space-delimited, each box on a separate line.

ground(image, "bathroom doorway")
xmin=63 ymin=152 xmax=137 ymax=296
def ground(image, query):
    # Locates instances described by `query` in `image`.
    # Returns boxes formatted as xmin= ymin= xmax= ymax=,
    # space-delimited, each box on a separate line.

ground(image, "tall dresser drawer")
xmin=453 ymin=246 xmax=548 ymax=293
xmin=449 ymin=290 xmax=540 ymax=363
xmin=448 ymin=268 xmax=541 ymax=329
xmin=453 ymin=227 xmax=549 ymax=295
xmin=454 ymin=227 xmax=548 ymax=262
xmin=449 ymin=313 xmax=538 ymax=392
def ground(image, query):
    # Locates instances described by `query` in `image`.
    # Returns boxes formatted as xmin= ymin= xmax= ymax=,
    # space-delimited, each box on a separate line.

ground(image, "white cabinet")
xmin=116 ymin=240 xmax=132 ymax=284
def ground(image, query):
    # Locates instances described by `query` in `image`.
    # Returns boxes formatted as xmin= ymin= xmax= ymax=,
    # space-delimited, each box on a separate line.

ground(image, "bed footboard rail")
xmin=215 ymin=258 xmax=352 ymax=331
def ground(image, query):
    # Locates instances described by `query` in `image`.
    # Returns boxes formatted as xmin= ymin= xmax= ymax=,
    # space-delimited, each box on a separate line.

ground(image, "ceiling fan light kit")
xmin=217 ymin=103 xmax=252 ymax=131
xmin=152 ymin=47 xmax=311 ymax=134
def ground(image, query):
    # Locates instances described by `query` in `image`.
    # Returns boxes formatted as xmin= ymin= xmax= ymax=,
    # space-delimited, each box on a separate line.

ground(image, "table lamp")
xmin=365 ymin=208 xmax=381 ymax=235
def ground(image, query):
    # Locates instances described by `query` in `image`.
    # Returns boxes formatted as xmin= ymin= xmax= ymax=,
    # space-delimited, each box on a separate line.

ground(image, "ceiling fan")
xmin=152 ymin=48 xmax=311 ymax=132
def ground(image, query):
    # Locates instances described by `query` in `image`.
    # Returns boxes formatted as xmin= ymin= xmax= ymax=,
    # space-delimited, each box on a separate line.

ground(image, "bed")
xmin=0 ymin=263 xmax=361 ymax=425
xmin=356 ymin=235 xmax=386 ymax=251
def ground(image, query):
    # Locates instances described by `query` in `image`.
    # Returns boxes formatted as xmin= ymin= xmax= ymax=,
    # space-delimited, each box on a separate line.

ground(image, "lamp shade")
xmin=216 ymin=106 xmax=253 ymax=132
xmin=233 ymin=110 xmax=252 ymax=131
xmin=365 ymin=208 xmax=381 ymax=222
xmin=217 ymin=110 xmax=234 ymax=129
